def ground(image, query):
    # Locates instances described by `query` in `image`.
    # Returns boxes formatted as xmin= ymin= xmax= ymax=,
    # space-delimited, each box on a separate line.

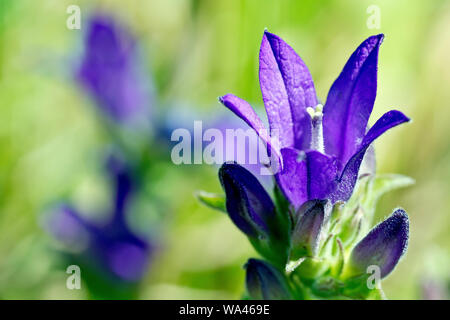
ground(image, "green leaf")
xmin=361 ymin=174 xmax=414 ymax=219
xmin=331 ymin=237 xmax=345 ymax=277
xmin=195 ymin=190 xmax=226 ymax=213
xmin=370 ymin=174 xmax=415 ymax=201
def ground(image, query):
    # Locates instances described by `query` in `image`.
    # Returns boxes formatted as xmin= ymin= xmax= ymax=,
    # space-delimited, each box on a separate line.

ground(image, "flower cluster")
xmin=44 ymin=14 xmax=160 ymax=299
xmin=200 ymin=31 xmax=412 ymax=299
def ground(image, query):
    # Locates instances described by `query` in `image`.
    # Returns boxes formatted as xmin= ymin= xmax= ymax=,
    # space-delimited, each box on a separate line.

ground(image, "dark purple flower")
xmin=45 ymin=155 xmax=152 ymax=283
xmin=245 ymin=258 xmax=291 ymax=300
xmin=347 ymin=208 xmax=409 ymax=279
xmin=77 ymin=14 xmax=151 ymax=124
xmin=219 ymin=162 xmax=275 ymax=238
xmin=220 ymin=32 xmax=410 ymax=209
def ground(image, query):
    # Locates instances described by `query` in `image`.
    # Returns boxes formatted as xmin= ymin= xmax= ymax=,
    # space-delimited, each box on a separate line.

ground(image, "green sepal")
xmin=340 ymin=273 xmax=385 ymax=300
xmin=330 ymin=237 xmax=345 ymax=277
xmin=311 ymin=276 xmax=345 ymax=298
xmin=248 ymin=230 xmax=290 ymax=269
xmin=291 ymin=257 xmax=329 ymax=280
xmin=361 ymin=174 xmax=415 ymax=211
xmin=195 ymin=190 xmax=226 ymax=213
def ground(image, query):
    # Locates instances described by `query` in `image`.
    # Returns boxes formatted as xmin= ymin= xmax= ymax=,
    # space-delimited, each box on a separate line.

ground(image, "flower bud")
xmin=347 ymin=208 xmax=409 ymax=279
xmin=289 ymin=200 xmax=328 ymax=260
xmin=245 ymin=258 xmax=291 ymax=300
xmin=219 ymin=163 xmax=275 ymax=238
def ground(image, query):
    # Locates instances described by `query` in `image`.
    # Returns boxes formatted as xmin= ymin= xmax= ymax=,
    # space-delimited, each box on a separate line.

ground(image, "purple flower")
xmin=347 ymin=208 xmax=409 ymax=279
xmin=44 ymin=155 xmax=153 ymax=283
xmin=77 ymin=14 xmax=151 ymax=124
xmin=220 ymin=32 xmax=410 ymax=209
xmin=219 ymin=162 xmax=291 ymax=265
xmin=219 ymin=163 xmax=276 ymax=238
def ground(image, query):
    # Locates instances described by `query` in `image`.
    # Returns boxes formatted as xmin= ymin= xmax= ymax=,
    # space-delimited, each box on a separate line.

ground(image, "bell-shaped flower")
xmin=220 ymin=31 xmax=410 ymax=209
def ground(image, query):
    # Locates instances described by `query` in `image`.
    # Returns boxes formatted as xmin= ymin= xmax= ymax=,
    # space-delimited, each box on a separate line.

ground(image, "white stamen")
xmin=306 ymin=107 xmax=315 ymax=119
xmin=308 ymin=104 xmax=324 ymax=153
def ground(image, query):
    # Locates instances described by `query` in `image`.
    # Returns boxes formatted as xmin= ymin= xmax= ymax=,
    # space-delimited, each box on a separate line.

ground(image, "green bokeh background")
xmin=0 ymin=0 xmax=449 ymax=299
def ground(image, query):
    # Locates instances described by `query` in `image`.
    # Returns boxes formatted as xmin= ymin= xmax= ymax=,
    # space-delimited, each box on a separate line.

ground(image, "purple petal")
xmin=219 ymin=162 xmax=276 ymax=237
xmin=208 ymin=112 xmax=274 ymax=187
xmin=323 ymin=34 xmax=384 ymax=166
xmin=259 ymin=31 xmax=318 ymax=150
xmin=219 ymin=94 xmax=281 ymax=166
xmin=332 ymin=110 xmax=410 ymax=202
xmin=348 ymin=208 xmax=409 ymax=278
xmin=245 ymin=258 xmax=291 ymax=300
xmin=276 ymin=148 xmax=338 ymax=209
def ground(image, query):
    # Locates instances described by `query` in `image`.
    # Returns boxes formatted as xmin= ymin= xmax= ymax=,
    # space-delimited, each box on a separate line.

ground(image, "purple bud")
xmin=348 ymin=208 xmax=409 ymax=278
xmin=219 ymin=163 xmax=275 ymax=238
xmin=290 ymin=200 xmax=328 ymax=260
xmin=245 ymin=259 xmax=291 ymax=300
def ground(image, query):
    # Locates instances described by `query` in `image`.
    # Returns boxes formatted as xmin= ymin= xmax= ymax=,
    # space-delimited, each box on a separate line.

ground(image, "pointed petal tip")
xmin=262 ymin=30 xmax=287 ymax=48
xmin=261 ymin=30 xmax=279 ymax=47
xmin=263 ymin=29 xmax=275 ymax=38
xmin=371 ymin=33 xmax=385 ymax=42
xmin=388 ymin=109 xmax=411 ymax=122
xmin=218 ymin=93 xmax=232 ymax=105
xmin=363 ymin=33 xmax=384 ymax=47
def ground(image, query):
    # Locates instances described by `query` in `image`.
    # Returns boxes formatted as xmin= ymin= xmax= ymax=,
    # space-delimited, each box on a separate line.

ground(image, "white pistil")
xmin=308 ymin=104 xmax=324 ymax=153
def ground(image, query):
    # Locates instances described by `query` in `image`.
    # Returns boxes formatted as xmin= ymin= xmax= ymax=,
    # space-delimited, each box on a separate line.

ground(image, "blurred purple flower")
xmin=45 ymin=155 xmax=153 ymax=283
xmin=77 ymin=14 xmax=152 ymax=124
xmin=220 ymin=32 xmax=410 ymax=209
